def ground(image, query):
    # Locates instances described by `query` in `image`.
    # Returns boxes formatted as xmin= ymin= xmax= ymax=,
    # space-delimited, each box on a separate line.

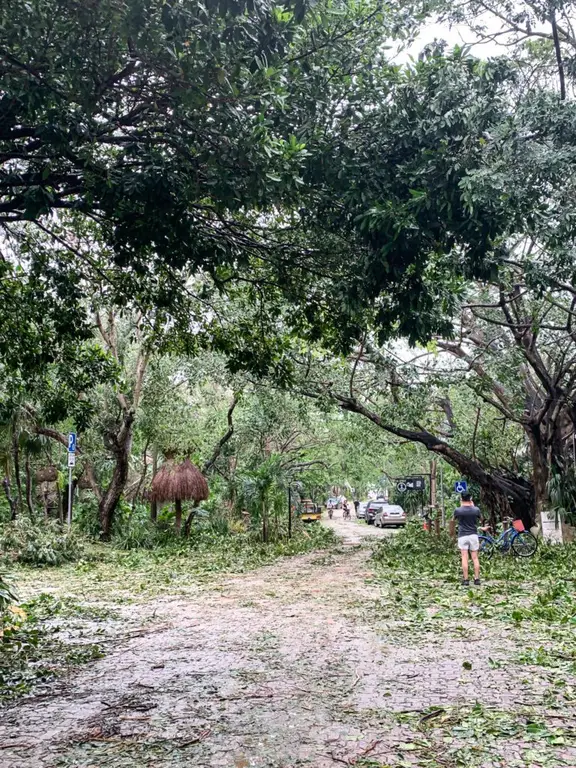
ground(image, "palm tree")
xmin=239 ymin=456 xmax=290 ymax=543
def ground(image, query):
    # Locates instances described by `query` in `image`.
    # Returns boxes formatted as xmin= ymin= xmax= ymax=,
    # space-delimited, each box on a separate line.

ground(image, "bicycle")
xmin=478 ymin=519 xmax=538 ymax=558
xmin=342 ymin=505 xmax=351 ymax=521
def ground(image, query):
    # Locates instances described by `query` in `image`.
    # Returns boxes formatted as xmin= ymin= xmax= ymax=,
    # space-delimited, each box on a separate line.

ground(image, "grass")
xmin=370 ymin=522 xmax=576 ymax=633
xmin=365 ymin=523 xmax=576 ymax=767
xmin=11 ymin=524 xmax=337 ymax=600
xmin=392 ymin=703 xmax=576 ymax=768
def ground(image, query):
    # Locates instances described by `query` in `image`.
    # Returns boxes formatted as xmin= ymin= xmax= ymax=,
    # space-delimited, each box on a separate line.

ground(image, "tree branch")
xmin=202 ymin=393 xmax=240 ymax=475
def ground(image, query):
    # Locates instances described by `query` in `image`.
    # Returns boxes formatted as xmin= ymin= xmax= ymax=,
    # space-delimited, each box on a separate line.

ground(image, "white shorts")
xmin=458 ymin=534 xmax=479 ymax=551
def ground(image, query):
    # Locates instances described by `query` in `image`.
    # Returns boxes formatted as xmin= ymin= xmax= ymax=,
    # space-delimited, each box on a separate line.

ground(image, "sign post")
xmin=67 ymin=433 xmax=76 ymax=528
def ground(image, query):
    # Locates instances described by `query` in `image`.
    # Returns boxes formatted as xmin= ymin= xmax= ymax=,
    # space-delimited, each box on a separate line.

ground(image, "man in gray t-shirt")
xmin=454 ymin=493 xmax=481 ymax=586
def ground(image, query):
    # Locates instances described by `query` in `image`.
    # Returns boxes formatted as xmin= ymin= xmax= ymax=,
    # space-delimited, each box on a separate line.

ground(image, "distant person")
xmin=454 ymin=493 xmax=482 ymax=586
xmin=353 ymin=499 xmax=360 ymax=516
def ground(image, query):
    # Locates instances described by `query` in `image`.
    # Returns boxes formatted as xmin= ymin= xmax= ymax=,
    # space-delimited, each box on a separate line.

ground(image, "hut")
xmin=149 ymin=459 xmax=209 ymax=534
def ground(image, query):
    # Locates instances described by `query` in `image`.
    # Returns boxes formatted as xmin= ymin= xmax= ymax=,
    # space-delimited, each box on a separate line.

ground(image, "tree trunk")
xmin=202 ymin=394 xmax=239 ymax=474
xmin=57 ymin=483 xmax=63 ymax=524
xmin=12 ymin=431 xmax=22 ymax=516
xmin=175 ymin=499 xmax=183 ymax=534
xmin=529 ymin=431 xmax=549 ymax=522
xmin=132 ymin=439 xmax=150 ymax=513
xmin=98 ymin=411 xmax=135 ymax=540
xmin=25 ymin=452 xmax=34 ymax=518
xmin=43 ymin=486 xmax=49 ymax=521
xmin=94 ymin=316 xmax=149 ymax=540
xmin=2 ymin=478 xmax=17 ymax=520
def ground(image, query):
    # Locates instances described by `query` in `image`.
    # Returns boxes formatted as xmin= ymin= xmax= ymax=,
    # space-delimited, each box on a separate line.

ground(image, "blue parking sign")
xmin=68 ymin=432 xmax=77 ymax=453
xmin=454 ymin=480 xmax=468 ymax=494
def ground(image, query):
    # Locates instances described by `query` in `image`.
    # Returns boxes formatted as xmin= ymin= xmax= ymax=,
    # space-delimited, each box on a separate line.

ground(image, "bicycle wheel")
xmin=511 ymin=530 xmax=538 ymax=557
xmin=478 ymin=535 xmax=495 ymax=558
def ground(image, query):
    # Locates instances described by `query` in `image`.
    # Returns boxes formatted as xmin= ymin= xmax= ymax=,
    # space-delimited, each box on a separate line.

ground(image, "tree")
xmin=296 ymin=341 xmax=534 ymax=525
xmin=0 ymin=0 xmax=403 ymax=356
xmin=295 ymin=245 xmax=576 ymax=527
xmin=415 ymin=0 xmax=576 ymax=99
xmin=92 ymin=311 xmax=149 ymax=538
xmin=435 ymin=269 xmax=576 ymax=520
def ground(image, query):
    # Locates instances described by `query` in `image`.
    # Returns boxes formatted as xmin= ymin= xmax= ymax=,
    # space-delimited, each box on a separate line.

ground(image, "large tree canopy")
xmin=7 ymin=0 xmax=574 ymax=360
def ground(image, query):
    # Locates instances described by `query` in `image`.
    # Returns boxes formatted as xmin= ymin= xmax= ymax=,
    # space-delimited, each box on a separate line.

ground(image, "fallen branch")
xmin=346 ymin=674 xmax=361 ymax=693
xmin=356 ymin=739 xmax=382 ymax=758
xmin=178 ymin=728 xmax=212 ymax=747
xmin=0 ymin=743 xmax=34 ymax=750
xmin=419 ymin=708 xmax=445 ymax=727
xmin=326 ymin=752 xmax=350 ymax=765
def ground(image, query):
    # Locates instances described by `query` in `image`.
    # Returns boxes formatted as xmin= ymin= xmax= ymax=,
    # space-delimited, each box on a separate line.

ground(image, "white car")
xmin=356 ymin=502 xmax=368 ymax=519
xmin=374 ymin=503 xmax=406 ymax=528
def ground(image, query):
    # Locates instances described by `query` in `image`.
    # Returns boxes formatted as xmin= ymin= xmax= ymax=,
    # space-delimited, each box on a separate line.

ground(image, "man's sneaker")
xmin=461 ymin=579 xmax=470 ymax=586
xmin=474 ymin=579 xmax=481 ymax=586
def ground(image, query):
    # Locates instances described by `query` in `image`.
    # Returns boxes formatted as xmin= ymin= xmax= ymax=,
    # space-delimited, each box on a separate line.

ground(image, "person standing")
xmin=454 ymin=493 xmax=482 ymax=586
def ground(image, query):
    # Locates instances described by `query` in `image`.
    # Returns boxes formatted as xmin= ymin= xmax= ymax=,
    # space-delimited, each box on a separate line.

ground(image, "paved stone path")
xmin=0 ymin=518 xmax=573 ymax=767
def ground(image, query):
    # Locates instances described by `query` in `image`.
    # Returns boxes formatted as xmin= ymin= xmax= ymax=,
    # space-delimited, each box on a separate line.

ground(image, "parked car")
xmin=356 ymin=501 xmax=368 ymax=519
xmin=374 ymin=503 xmax=406 ymax=528
xmin=326 ymin=497 xmax=341 ymax=510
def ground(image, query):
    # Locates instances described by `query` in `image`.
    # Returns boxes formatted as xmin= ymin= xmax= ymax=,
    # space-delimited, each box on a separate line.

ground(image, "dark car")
xmin=365 ymin=499 xmax=387 ymax=525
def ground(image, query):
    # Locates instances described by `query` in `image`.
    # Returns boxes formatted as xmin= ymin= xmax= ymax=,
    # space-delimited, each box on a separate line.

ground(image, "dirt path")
xmin=322 ymin=512 xmax=395 ymax=544
xmin=0 ymin=521 xmax=573 ymax=767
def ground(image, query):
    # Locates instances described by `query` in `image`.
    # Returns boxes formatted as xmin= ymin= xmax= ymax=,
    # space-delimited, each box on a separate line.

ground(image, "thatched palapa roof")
xmin=150 ymin=459 xmax=209 ymax=503
xmin=36 ymin=466 xmax=58 ymax=483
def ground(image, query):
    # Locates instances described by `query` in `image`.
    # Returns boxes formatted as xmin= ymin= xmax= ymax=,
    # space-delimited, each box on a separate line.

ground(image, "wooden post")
xmin=175 ymin=498 xmax=182 ymax=534
xmin=150 ymin=445 xmax=158 ymax=522
xmin=431 ymin=459 xmax=439 ymax=535
xmin=439 ymin=461 xmax=445 ymax=528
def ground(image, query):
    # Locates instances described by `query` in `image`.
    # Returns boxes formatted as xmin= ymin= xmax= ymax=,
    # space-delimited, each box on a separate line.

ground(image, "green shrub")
xmin=0 ymin=518 xmax=86 ymax=566
xmin=73 ymin=496 xmax=101 ymax=538
xmin=0 ymin=572 xmax=18 ymax=612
